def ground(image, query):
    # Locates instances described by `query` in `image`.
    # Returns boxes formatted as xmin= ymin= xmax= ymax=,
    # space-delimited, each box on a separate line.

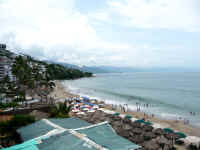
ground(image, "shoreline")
xmin=52 ymin=80 xmax=200 ymax=138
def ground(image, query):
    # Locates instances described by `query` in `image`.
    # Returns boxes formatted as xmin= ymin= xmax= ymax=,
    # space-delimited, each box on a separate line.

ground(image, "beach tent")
xmin=135 ymin=119 xmax=145 ymax=123
xmin=113 ymin=112 xmax=120 ymax=116
xmin=163 ymin=128 xmax=174 ymax=133
xmin=144 ymin=121 xmax=152 ymax=126
xmin=13 ymin=118 xmax=140 ymax=150
xmin=124 ymin=115 xmax=132 ymax=119
xmin=175 ymin=132 xmax=186 ymax=139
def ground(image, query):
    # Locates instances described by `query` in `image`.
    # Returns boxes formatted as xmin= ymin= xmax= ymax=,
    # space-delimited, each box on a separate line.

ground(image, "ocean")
xmin=63 ymin=72 xmax=200 ymax=126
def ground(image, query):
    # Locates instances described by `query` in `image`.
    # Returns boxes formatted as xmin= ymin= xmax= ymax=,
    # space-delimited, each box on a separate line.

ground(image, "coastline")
xmin=53 ymin=80 xmax=200 ymax=137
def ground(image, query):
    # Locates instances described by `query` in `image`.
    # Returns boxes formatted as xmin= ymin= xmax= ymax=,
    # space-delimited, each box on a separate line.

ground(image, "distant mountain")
xmin=58 ymin=63 xmax=109 ymax=73
xmin=81 ymin=66 xmax=109 ymax=73
xmin=50 ymin=62 xmax=199 ymax=74
xmin=93 ymin=66 xmax=141 ymax=73
xmin=55 ymin=63 xmax=141 ymax=73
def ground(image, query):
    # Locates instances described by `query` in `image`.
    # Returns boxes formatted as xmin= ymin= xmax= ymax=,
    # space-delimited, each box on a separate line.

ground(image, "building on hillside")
xmin=0 ymin=44 xmax=15 ymax=81
xmin=0 ymin=44 xmax=6 ymax=50
xmin=0 ymin=56 xmax=13 ymax=81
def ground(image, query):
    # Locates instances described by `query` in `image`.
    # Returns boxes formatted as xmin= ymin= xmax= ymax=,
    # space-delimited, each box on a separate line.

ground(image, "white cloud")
xmin=107 ymin=0 xmax=200 ymax=31
xmin=0 ymin=0 xmax=131 ymax=65
xmin=0 ymin=0 xmax=199 ymax=68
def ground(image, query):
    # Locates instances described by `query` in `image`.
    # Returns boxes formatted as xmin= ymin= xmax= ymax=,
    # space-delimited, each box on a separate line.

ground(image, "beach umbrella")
xmin=88 ymin=109 xmax=96 ymax=113
xmin=125 ymin=115 xmax=132 ymax=119
xmin=77 ymin=112 xmax=85 ymax=115
xmin=80 ymin=105 xmax=87 ymax=108
xmin=84 ymin=102 xmax=94 ymax=107
xmin=175 ymin=132 xmax=186 ymax=139
xmin=82 ymin=97 xmax=90 ymax=101
xmin=93 ymin=105 xmax=99 ymax=109
xmin=72 ymin=109 xmax=80 ymax=113
xmin=135 ymin=119 xmax=145 ymax=123
xmin=113 ymin=112 xmax=120 ymax=116
xmin=144 ymin=121 xmax=152 ymax=126
xmin=163 ymin=128 xmax=174 ymax=133
xmin=83 ymin=108 xmax=89 ymax=111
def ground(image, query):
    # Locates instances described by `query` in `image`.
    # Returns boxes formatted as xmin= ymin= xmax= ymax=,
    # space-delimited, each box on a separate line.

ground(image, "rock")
xmin=29 ymin=110 xmax=50 ymax=120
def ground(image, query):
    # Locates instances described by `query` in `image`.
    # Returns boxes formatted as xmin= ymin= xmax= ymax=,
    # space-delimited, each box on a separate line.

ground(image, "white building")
xmin=0 ymin=44 xmax=14 ymax=81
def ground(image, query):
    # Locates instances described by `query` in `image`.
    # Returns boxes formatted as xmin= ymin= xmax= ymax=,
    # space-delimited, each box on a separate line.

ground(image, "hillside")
xmin=0 ymin=47 xmax=93 ymax=81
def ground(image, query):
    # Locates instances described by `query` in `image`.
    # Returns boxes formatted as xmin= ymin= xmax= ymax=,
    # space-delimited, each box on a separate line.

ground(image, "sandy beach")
xmin=52 ymin=80 xmax=200 ymax=138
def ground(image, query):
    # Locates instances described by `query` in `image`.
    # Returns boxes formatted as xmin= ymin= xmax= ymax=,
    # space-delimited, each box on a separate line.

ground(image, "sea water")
xmin=63 ymin=72 xmax=200 ymax=126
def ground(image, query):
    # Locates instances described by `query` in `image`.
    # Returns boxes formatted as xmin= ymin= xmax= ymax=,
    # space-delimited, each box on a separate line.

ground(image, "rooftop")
xmin=3 ymin=118 xmax=140 ymax=150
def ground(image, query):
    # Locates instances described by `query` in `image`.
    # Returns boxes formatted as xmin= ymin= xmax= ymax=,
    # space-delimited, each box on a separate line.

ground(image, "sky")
xmin=0 ymin=0 xmax=200 ymax=68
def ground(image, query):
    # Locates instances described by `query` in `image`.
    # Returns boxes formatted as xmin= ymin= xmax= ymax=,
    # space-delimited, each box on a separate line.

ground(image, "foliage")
xmin=1 ymin=52 xmax=92 ymax=102
xmin=0 ymin=102 xmax=18 ymax=109
xmin=1 ymin=55 xmax=56 ymax=101
xmin=50 ymin=102 xmax=72 ymax=118
xmin=46 ymin=63 xmax=93 ymax=80
xmin=0 ymin=115 xmax=35 ymax=133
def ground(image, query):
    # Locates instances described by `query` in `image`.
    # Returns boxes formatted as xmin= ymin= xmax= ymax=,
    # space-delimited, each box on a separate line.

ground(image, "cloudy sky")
xmin=0 ymin=0 xmax=200 ymax=68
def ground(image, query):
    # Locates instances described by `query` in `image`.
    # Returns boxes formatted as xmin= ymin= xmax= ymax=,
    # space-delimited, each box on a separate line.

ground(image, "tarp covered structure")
xmin=48 ymin=118 xmax=91 ymax=129
xmin=17 ymin=120 xmax=55 ymax=141
xmin=4 ymin=118 xmax=140 ymax=150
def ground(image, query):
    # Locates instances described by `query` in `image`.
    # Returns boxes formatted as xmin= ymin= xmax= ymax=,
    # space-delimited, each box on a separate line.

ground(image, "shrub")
xmin=0 ymin=102 xmax=19 ymax=109
xmin=9 ymin=115 xmax=35 ymax=127
xmin=0 ymin=115 xmax=35 ymax=133
xmin=50 ymin=102 xmax=72 ymax=118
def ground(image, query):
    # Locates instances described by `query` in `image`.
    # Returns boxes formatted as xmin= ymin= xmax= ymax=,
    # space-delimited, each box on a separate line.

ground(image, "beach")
xmin=53 ymin=80 xmax=200 ymax=138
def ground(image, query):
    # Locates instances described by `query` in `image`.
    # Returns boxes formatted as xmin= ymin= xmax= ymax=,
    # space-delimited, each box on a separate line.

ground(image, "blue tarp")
xmin=48 ymin=118 xmax=91 ymax=129
xmin=2 ymin=139 xmax=38 ymax=150
xmin=84 ymin=102 xmax=94 ymax=106
xmin=12 ymin=118 xmax=140 ymax=150
xmin=17 ymin=120 xmax=55 ymax=141
xmin=82 ymin=97 xmax=90 ymax=101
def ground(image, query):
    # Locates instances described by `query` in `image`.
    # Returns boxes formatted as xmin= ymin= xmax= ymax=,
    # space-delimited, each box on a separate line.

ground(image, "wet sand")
xmin=53 ymin=80 xmax=200 ymax=137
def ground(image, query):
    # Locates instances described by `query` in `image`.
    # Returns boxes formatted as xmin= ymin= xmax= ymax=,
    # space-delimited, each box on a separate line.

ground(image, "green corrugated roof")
xmin=17 ymin=120 xmax=55 ymax=141
xmin=2 ymin=139 xmax=38 ymax=150
xmin=48 ymin=118 xmax=91 ymax=129
xmin=78 ymin=123 xmax=140 ymax=150
xmin=6 ymin=118 xmax=140 ymax=150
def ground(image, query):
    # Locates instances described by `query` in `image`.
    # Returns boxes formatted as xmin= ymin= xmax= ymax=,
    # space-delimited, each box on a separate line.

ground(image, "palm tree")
xmin=50 ymin=102 xmax=72 ymax=118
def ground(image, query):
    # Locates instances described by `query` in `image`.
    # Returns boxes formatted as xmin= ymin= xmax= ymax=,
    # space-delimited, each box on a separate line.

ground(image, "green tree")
xmin=50 ymin=102 xmax=72 ymax=118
